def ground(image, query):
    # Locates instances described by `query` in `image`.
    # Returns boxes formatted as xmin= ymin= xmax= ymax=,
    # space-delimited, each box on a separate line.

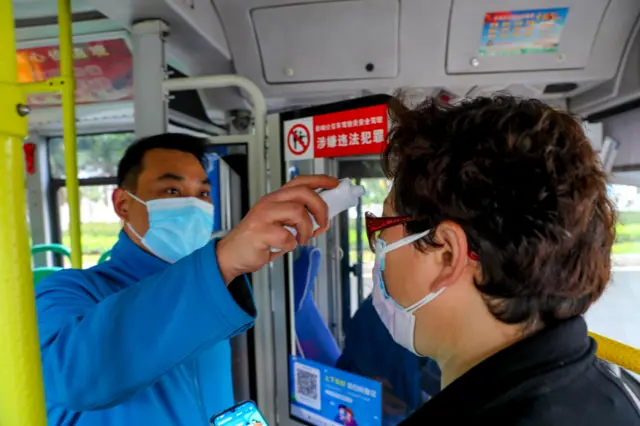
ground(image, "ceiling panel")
xmin=13 ymin=0 xmax=95 ymax=21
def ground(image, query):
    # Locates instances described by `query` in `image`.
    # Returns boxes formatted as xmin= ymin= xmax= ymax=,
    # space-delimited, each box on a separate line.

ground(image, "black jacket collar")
xmin=404 ymin=316 xmax=595 ymax=422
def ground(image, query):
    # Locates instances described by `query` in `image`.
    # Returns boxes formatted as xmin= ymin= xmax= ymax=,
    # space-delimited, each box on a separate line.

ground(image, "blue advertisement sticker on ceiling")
xmin=479 ymin=8 xmax=569 ymax=56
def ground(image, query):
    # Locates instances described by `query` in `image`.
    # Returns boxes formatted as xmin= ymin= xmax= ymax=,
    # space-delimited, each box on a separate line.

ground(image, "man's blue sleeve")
xmin=36 ymin=241 xmax=255 ymax=412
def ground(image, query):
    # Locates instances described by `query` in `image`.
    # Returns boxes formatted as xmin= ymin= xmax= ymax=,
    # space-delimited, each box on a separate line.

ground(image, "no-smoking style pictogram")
xmin=287 ymin=124 xmax=311 ymax=156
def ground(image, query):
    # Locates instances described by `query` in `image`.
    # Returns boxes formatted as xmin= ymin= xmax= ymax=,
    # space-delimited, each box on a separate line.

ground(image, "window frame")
xmin=47 ymin=132 xmax=131 ymax=266
xmin=47 ymin=131 xmax=135 ymax=180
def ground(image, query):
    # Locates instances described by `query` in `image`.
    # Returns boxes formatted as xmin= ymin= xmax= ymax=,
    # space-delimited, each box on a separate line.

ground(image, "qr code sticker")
xmin=293 ymin=362 xmax=321 ymax=410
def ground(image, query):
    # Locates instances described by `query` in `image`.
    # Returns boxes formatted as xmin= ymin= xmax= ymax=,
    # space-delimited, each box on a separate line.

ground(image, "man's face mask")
xmin=126 ymin=192 xmax=214 ymax=263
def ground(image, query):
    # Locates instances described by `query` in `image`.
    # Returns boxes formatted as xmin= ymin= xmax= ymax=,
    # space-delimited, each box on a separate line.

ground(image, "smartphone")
xmin=210 ymin=400 xmax=269 ymax=426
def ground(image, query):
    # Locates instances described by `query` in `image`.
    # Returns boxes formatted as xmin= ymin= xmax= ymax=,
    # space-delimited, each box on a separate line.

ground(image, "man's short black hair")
xmin=116 ymin=133 xmax=209 ymax=190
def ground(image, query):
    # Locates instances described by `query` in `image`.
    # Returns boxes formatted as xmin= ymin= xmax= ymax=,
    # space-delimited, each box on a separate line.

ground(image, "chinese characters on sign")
xmin=325 ymin=374 xmax=378 ymax=398
xmin=16 ymin=38 xmax=133 ymax=107
xmin=283 ymin=104 xmax=389 ymax=161
xmin=346 ymin=381 xmax=377 ymax=399
xmin=314 ymin=104 xmax=388 ymax=158
xmin=22 ymin=44 xmax=110 ymax=64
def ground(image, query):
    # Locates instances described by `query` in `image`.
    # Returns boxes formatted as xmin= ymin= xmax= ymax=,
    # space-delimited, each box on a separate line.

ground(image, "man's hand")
xmin=216 ymin=175 xmax=339 ymax=284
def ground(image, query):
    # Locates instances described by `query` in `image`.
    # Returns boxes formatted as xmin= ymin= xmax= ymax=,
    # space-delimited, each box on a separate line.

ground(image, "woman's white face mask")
xmin=371 ymin=231 xmax=446 ymax=356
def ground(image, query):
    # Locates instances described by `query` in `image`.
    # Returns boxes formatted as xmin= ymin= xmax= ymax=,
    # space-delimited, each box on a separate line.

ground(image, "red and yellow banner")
xmin=16 ymin=38 xmax=133 ymax=106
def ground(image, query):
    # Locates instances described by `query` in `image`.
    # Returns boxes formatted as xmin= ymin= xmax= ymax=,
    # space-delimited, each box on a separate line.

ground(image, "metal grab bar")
xmin=590 ymin=331 xmax=640 ymax=376
xmin=163 ymin=75 xmax=276 ymax=425
xmin=58 ymin=0 xmax=82 ymax=269
xmin=0 ymin=0 xmax=47 ymax=423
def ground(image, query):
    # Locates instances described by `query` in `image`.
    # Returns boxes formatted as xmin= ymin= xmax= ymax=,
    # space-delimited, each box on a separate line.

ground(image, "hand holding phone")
xmin=211 ymin=400 xmax=268 ymax=426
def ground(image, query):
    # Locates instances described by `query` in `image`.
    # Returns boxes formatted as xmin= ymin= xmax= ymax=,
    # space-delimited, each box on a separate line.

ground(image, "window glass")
xmin=49 ymin=133 xmax=134 ymax=179
xmin=611 ymin=184 xmax=640 ymax=261
xmin=57 ymin=185 xmax=120 ymax=268
xmin=586 ymin=184 xmax=640 ymax=352
xmin=347 ymin=178 xmax=390 ymax=316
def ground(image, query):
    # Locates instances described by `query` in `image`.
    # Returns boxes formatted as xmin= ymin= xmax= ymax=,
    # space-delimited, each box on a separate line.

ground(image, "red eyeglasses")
xmin=364 ymin=212 xmax=479 ymax=261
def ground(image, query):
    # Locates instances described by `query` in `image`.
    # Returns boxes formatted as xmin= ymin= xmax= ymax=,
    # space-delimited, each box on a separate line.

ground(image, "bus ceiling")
xmin=11 ymin=1 xmax=640 ymax=124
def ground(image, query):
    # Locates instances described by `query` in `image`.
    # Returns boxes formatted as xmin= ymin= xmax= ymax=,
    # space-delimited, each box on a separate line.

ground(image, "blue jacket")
xmin=36 ymin=231 xmax=256 ymax=426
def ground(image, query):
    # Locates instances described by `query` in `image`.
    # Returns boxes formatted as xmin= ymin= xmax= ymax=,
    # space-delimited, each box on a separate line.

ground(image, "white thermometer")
xmin=271 ymin=178 xmax=365 ymax=252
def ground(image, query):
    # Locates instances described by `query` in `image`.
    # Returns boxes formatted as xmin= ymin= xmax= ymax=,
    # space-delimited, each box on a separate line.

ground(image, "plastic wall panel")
xmin=570 ymin=0 xmax=640 ymax=116
xmin=251 ymin=0 xmax=399 ymax=83
xmin=602 ymin=107 xmax=640 ymax=168
xmin=447 ymin=0 xmax=609 ymax=74
xmin=215 ymin=0 xmax=638 ymax=102
xmin=611 ymin=170 xmax=640 ymax=186
xmin=165 ymin=0 xmax=231 ymax=59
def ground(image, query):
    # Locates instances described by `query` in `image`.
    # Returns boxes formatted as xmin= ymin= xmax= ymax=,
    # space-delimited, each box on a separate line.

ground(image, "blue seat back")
xmin=293 ymin=246 xmax=341 ymax=366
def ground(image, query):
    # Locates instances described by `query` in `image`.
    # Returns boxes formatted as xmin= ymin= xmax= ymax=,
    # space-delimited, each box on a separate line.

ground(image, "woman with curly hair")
xmin=369 ymin=95 xmax=639 ymax=424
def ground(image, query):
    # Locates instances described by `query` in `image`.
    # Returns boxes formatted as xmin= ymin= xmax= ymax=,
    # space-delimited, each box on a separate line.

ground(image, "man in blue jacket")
xmin=36 ymin=133 xmax=337 ymax=426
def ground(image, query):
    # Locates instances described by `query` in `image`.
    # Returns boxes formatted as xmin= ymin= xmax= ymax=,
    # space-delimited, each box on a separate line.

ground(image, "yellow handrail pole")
xmin=58 ymin=0 xmax=82 ymax=268
xmin=0 ymin=0 xmax=47 ymax=424
xmin=589 ymin=331 xmax=640 ymax=376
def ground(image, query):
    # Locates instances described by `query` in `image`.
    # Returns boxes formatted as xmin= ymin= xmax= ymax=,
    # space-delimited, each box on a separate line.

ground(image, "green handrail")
xmin=97 ymin=250 xmax=111 ymax=264
xmin=31 ymin=244 xmax=71 ymax=286
xmin=31 ymin=243 xmax=72 ymax=260
xmin=32 ymin=267 xmax=63 ymax=286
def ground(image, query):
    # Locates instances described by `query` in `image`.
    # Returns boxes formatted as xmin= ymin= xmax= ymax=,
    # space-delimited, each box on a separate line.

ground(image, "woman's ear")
xmin=430 ymin=221 xmax=470 ymax=290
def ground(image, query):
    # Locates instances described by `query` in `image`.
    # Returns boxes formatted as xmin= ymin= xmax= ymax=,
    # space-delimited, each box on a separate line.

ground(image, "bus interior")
xmin=6 ymin=0 xmax=640 ymax=425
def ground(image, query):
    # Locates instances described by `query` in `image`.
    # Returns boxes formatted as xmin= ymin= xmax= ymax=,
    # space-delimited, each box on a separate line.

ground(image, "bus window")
xmin=586 ymin=184 xmax=640 ymax=352
xmin=49 ymin=133 xmax=133 ymax=268
xmin=57 ymin=185 xmax=119 ymax=268
xmin=49 ymin=133 xmax=133 ymax=179
xmin=346 ymin=178 xmax=391 ymax=316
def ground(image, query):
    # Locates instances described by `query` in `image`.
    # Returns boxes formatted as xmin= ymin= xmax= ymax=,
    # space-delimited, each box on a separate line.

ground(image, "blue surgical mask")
xmin=126 ymin=192 xmax=214 ymax=263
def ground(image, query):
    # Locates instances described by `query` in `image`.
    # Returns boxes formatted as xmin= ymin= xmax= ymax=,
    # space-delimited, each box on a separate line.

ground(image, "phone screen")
xmin=211 ymin=401 xmax=268 ymax=426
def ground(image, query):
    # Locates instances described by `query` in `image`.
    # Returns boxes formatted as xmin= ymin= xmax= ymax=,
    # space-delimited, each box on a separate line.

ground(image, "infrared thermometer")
xmin=270 ymin=178 xmax=365 ymax=252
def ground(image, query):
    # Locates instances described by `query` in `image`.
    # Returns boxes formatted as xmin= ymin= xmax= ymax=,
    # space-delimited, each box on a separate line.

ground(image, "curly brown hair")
xmin=382 ymin=95 xmax=616 ymax=328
